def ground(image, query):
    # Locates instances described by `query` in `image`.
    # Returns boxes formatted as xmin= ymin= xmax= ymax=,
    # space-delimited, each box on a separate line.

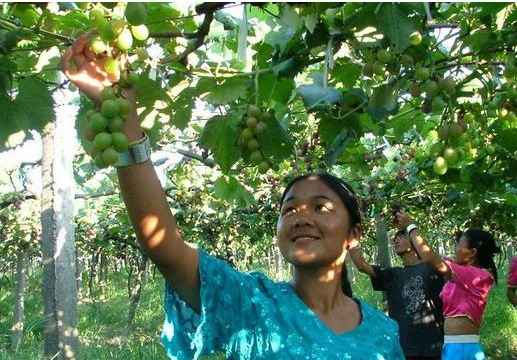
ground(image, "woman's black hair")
xmin=280 ymin=173 xmax=362 ymax=297
xmin=461 ymin=228 xmax=501 ymax=284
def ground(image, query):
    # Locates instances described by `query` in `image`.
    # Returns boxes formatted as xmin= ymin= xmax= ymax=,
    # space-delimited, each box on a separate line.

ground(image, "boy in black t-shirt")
xmin=349 ymin=230 xmax=444 ymax=360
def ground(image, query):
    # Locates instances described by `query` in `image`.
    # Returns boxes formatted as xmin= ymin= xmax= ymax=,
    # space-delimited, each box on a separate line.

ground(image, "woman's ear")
xmin=345 ymin=225 xmax=362 ymax=249
xmin=469 ymin=247 xmax=478 ymax=261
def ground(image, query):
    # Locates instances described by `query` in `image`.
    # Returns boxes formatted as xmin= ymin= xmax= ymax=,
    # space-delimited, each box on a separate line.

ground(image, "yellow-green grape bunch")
xmin=429 ymin=118 xmax=469 ymax=175
xmin=83 ymin=86 xmax=131 ymax=168
xmin=238 ymin=105 xmax=270 ymax=173
xmin=87 ymin=3 xmax=149 ymax=80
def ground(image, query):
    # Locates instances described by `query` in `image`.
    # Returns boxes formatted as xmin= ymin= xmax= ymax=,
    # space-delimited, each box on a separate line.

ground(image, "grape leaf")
xmin=15 ymin=77 xmax=55 ymax=133
xmin=198 ymin=77 xmax=248 ymax=105
xmin=213 ymin=176 xmax=255 ymax=207
xmin=257 ymin=114 xmax=294 ymax=162
xmin=297 ymin=83 xmax=342 ymax=111
xmin=199 ymin=114 xmax=241 ymax=173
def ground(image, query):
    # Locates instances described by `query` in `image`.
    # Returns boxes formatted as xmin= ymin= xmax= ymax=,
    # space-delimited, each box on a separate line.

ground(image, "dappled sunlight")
xmin=140 ymin=214 xmax=167 ymax=249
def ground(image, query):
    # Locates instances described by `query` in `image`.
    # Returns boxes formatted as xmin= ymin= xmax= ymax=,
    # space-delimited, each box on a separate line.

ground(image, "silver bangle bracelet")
xmin=116 ymin=133 xmax=151 ymax=167
xmin=406 ymin=224 xmax=418 ymax=234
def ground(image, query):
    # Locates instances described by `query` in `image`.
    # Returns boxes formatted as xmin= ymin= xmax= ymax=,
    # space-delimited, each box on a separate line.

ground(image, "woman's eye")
xmin=315 ymin=204 xmax=328 ymax=211
xmin=283 ymin=207 xmax=296 ymax=214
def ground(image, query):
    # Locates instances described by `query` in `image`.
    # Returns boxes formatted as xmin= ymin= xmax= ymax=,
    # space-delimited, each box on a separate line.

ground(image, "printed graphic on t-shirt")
xmin=403 ymin=276 xmax=425 ymax=314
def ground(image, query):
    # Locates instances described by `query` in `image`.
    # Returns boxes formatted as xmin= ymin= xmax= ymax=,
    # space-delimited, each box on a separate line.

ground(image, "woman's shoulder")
xmin=198 ymin=248 xmax=286 ymax=291
xmin=356 ymin=298 xmax=398 ymax=329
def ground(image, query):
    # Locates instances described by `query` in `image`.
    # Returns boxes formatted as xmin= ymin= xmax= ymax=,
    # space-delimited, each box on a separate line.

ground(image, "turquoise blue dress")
xmin=161 ymin=250 xmax=404 ymax=359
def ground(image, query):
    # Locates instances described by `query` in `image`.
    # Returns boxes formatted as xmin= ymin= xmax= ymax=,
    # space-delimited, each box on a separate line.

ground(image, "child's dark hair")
xmin=461 ymin=228 xmax=501 ymax=284
xmin=394 ymin=229 xmax=407 ymax=238
xmin=280 ymin=173 xmax=362 ymax=297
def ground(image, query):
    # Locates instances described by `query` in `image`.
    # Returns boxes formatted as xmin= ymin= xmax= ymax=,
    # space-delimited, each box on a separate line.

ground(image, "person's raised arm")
xmin=61 ymin=33 xmax=200 ymax=312
xmin=395 ymin=210 xmax=451 ymax=279
xmin=347 ymin=239 xmax=376 ymax=277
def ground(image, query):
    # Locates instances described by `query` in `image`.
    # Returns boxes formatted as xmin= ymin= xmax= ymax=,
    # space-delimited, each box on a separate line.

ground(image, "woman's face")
xmin=276 ymin=176 xmax=359 ymax=268
xmin=455 ymin=234 xmax=475 ymax=264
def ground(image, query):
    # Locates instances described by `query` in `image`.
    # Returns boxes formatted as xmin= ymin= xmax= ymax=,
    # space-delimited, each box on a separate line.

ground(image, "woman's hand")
xmin=61 ymin=32 xmax=141 ymax=140
xmin=394 ymin=209 xmax=413 ymax=228
xmin=61 ymin=32 xmax=116 ymax=105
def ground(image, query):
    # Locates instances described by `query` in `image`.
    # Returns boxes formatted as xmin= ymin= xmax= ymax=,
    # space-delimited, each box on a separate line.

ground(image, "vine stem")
xmin=254 ymin=61 xmax=260 ymax=106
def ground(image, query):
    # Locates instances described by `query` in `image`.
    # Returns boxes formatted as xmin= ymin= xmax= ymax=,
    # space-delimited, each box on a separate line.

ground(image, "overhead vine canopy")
xmin=1 ymin=2 xmax=517 ymax=236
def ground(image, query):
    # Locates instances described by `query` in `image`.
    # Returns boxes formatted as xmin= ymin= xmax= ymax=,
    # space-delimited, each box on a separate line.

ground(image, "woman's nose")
xmin=293 ymin=216 xmax=311 ymax=227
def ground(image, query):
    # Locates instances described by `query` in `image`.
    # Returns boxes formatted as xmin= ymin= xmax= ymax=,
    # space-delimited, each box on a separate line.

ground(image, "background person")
xmin=349 ymin=229 xmax=444 ymax=360
xmin=395 ymin=210 xmax=500 ymax=360
xmin=508 ymin=256 xmax=517 ymax=309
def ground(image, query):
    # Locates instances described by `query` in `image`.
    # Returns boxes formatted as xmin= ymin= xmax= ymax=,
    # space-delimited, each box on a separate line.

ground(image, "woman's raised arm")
xmin=61 ymin=33 xmax=201 ymax=312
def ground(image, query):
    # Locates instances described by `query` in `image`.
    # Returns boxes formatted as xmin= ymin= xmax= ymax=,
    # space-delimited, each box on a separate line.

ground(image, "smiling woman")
xmin=160 ymin=173 xmax=404 ymax=359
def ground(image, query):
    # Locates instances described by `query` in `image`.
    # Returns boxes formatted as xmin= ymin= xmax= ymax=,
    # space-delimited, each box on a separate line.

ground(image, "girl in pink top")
xmin=508 ymin=257 xmax=517 ymax=308
xmin=395 ymin=211 xmax=500 ymax=360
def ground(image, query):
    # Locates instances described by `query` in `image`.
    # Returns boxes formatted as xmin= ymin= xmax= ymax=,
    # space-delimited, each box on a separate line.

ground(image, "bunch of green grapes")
xmin=81 ymin=3 xmax=149 ymax=168
xmin=83 ymin=87 xmax=132 ymax=168
xmin=238 ymin=105 xmax=270 ymax=173
xmin=88 ymin=3 xmax=149 ymax=61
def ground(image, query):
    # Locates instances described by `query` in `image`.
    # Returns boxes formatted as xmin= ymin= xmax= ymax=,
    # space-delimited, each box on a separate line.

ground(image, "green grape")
xmin=94 ymin=18 xmax=109 ymax=33
xmin=84 ymin=126 xmax=96 ymax=142
xmin=116 ymin=28 xmax=133 ymax=51
xmin=125 ymin=2 xmax=147 ymax=26
xmin=108 ymin=117 xmax=124 ymax=132
xmin=94 ymin=152 xmax=108 ymax=168
xmin=126 ymin=72 xmax=139 ymax=84
xmin=94 ymin=132 xmax=112 ymax=150
xmin=104 ymin=57 xmax=117 ymax=74
xmin=85 ymin=109 xmax=96 ymax=119
xmin=89 ymin=9 xmax=104 ymax=22
xmin=254 ymin=121 xmax=266 ymax=135
xmin=247 ymin=105 xmax=261 ymax=118
xmin=400 ymin=54 xmax=414 ymax=67
xmin=246 ymin=117 xmax=258 ymax=128
xmin=100 ymin=22 xmax=116 ymax=42
xmin=111 ymin=132 xmax=129 ymax=152
xmin=136 ymin=47 xmax=149 ymax=61
xmin=76 ymin=2 xmax=90 ymax=11
xmin=131 ymin=24 xmax=149 ymax=41
xmin=441 ymin=76 xmax=456 ymax=93
xmin=247 ymin=138 xmax=260 ymax=151
xmin=377 ymin=49 xmax=391 ymax=64
xmin=258 ymin=111 xmax=273 ymax=122
xmin=90 ymin=36 xmax=107 ymax=54
xmin=101 ymin=2 xmax=118 ymax=9
xmin=110 ymin=19 xmax=126 ymax=36
xmin=90 ymin=113 xmax=108 ymax=133
xmin=433 ymin=156 xmax=447 ymax=175
xmin=250 ymin=150 xmax=263 ymax=164
xmin=241 ymin=128 xmax=254 ymax=142
xmin=115 ymin=97 xmax=132 ymax=117
xmin=89 ymin=145 xmax=100 ymax=158
xmin=102 ymin=147 xmax=120 ymax=165
xmin=410 ymin=31 xmax=422 ymax=46
xmin=100 ymin=87 xmax=116 ymax=101
xmin=101 ymin=99 xmax=120 ymax=118
xmin=258 ymin=161 xmax=270 ymax=174
xmin=415 ymin=67 xmax=430 ymax=81
xmin=372 ymin=61 xmax=385 ymax=76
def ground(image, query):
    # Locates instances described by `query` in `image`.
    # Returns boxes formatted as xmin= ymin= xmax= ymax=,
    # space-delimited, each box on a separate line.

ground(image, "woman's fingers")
xmin=84 ymin=46 xmax=96 ymax=62
xmin=61 ymin=47 xmax=77 ymax=80
xmin=73 ymin=53 xmax=87 ymax=69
